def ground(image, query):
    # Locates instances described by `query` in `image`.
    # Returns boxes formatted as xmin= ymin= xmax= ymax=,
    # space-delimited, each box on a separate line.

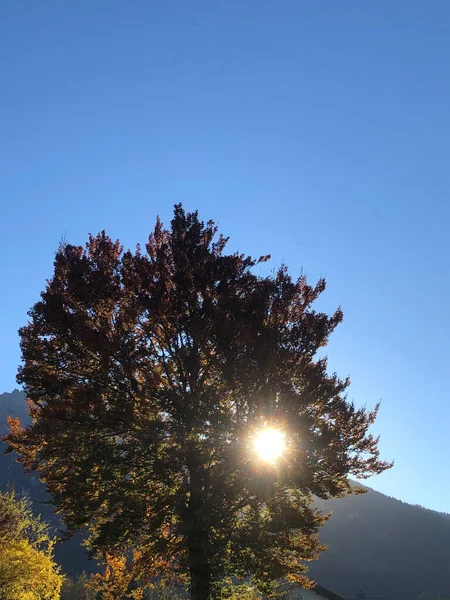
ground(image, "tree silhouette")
xmin=6 ymin=205 xmax=391 ymax=600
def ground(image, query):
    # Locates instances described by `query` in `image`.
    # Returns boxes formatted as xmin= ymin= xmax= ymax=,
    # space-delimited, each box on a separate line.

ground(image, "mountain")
xmin=310 ymin=489 xmax=450 ymax=600
xmin=1 ymin=390 xmax=449 ymax=599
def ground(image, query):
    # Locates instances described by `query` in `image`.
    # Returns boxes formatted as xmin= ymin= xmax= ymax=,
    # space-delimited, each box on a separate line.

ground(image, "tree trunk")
xmin=187 ymin=456 xmax=211 ymax=600
xmin=189 ymin=543 xmax=211 ymax=600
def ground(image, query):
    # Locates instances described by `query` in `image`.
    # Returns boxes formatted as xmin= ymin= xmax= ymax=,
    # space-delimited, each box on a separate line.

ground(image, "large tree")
xmin=6 ymin=205 xmax=391 ymax=600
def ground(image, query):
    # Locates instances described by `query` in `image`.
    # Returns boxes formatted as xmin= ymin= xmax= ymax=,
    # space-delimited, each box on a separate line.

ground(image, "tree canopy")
xmin=0 ymin=490 xmax=63 ymax=600
xmin=60 ymin=572 xmax=97 ymax=600
xmin=6 ymin=205 xmax=391 ymax=600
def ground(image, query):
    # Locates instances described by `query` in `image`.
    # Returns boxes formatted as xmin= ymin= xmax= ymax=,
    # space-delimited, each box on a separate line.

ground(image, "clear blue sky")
xmin=1 ymin=1 xmax=450 ymax=512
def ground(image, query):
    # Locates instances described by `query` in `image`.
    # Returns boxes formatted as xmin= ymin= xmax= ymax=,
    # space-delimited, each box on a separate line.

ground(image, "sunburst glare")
xmin=253 ymin=428 xmax=285 ymax=462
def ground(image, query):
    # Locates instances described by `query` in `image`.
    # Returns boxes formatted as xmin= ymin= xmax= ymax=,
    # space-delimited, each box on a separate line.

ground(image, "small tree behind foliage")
xmin=61 ymin=571 xmax=97 ymax=600
xmin=143 ymin=581 xmax=187 ymax=600
xmin=7 ymin=205 xmax=391 ymax=600
xmin=218 ymin=579 xmax=263 ymax=600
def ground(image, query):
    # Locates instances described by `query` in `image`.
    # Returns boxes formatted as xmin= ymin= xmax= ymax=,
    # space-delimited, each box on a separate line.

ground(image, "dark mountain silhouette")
xmin=1 ymin=390 xmax=449 ymax=599
xmin=310 ymin=490 xmax=450 ymax=600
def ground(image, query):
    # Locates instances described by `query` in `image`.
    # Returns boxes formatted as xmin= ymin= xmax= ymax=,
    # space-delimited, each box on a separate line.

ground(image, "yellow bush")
xmin=0 ymin=491 xmax=63 ymax=599
xmin=0 ymin=538 xmax=62 ymax=599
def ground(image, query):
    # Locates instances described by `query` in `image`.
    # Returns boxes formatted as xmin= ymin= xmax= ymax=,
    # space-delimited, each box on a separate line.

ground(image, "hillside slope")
xmin=310 ymin=488 xmax=450 ymax=600
xmin=1 ymin=390 xmax=449 ymax=599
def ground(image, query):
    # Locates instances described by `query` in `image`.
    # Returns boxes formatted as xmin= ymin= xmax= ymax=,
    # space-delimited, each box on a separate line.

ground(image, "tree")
xmin=0 ymin=490 xmax=63 ymax=599
xmin=6 ymin=205 xmax=391 ymax=600
xmin=60 ymin=572 xmax=97 ymax=600
xmin=89 ymin=551 xmax=144 ymax=600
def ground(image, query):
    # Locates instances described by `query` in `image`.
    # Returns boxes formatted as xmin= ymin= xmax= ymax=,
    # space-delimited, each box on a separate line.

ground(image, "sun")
xmin=253 ymin=428 xmax=285 ymax=462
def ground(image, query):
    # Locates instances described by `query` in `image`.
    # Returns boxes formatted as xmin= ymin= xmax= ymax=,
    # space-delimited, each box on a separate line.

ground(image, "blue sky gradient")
xmin=1 ymin=1 xmax=450 ymax=511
